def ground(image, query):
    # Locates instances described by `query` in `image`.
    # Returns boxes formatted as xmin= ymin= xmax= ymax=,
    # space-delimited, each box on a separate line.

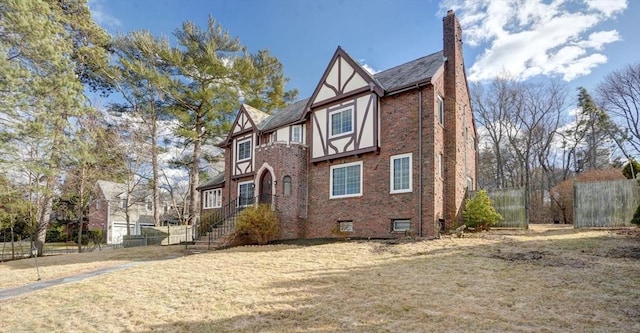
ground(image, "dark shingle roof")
xmin=254 ymin=50 xmax=444 ymax=133
xmin=373 ymin=50 xmax=444 ymax=92
xmin=259 ymin=98 xmax=310 ymax=132
xmin=196 ymin=173 xmax=225 ymax=191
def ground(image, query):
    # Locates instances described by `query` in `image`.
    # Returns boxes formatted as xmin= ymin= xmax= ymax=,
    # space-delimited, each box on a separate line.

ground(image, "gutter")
xmin=417 ymin=84 xmax=424 ymax=237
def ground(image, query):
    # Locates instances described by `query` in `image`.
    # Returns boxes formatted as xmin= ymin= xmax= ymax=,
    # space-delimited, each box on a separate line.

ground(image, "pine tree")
xmin=158 ymin=16 xmax=297 ymax=224
xmin=0 ymin=0 xmax=111 ymax=255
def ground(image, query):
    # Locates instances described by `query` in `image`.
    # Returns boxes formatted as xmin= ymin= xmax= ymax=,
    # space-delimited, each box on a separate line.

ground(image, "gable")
xmin=223 ymin=104 xmax=269 ymax=147
xmin=309 ymin=47 xmax=383 ymax=108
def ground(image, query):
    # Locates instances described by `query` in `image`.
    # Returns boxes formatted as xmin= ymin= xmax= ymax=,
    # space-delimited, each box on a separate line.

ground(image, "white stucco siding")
xmin=356 ymin=95 xmax=376 ymax=148
xmin=313 ymin=57 xmax=369 ymax=105
xmin=276 ymin=127 xmax=289 ymax=142
xmin=311 ymin=93 xmax=378 ymax=160
xmin=329 ymin=137 xmax=353 ymax=154
xmin=312 ymin=111 xmax=327 ymax=159
xmin=232 ymin=112 xmax=247 ymax=133
xmin=232 ymin=134 xmax=254 ymax=176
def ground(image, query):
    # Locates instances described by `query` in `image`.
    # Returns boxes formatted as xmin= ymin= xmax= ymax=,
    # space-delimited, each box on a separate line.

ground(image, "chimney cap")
xmin=447 ymin=9 xmax=454 ymax=16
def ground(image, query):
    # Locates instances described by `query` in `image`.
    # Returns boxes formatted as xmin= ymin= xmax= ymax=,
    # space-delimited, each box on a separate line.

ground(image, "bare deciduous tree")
xmin=597 ymin=63 xmax=640 ymax=158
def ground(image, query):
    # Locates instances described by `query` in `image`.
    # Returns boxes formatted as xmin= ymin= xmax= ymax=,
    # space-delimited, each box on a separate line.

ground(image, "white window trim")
xmin=390 ymin=153 xmax=413 ymax=194
xmin=329 ymin=107 xmax=354 ymax=138
xmin=237 ymin=138 xmax=252 ymax=162
xmin=393 ymin=219 xmax=411 ymax=232
xmin=237 ymin=180 xmax=254 ymax=207
xmin=329 ymin=161 xmax=363 ymax=199
xmin=203 ymin=188 xmax=222 ymax=209
xmin=291 ymin=125 xmax=302 ymax=143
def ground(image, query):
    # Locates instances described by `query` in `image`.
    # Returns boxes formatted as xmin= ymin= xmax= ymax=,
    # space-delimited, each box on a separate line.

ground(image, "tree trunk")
xmin=77 ymin=166 xmax=86 ymax=253
xmin=151 ymin=115 xmax=161 ymax=227
xmin=188 ymin=115 xmax=203 ymax=225
xmin=10 ymin=222 xmax=15 ymax=261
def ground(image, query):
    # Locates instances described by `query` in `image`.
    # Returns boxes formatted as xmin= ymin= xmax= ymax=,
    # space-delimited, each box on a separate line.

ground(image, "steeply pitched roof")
xmin=243 ymin=50 xmax=445 ymax=134
xmin=196 ymin=173 xmax=225 ymax=191
xmin=259 ymin=98 xmax=310 ymax=132
xmin=242 ymin=103 xmax=270 ymax=127
xmin=373 ymin=50 xmax=444 ymax=92
xmin=96 ymin=180 xmax=127 ymax=199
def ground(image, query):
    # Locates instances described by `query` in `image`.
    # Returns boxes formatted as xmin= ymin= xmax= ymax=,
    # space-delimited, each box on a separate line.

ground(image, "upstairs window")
xmin=330 ymin=108 xmax=353 ymax=137
xmin=437 ymin=95 xmax=444 ymax=125
xmin=330 ymin=161 xmax=362 ymax=198
xmin=291 ymin=125 xmax=302 ymax=143
xmin=237 ymin=138 xmax=251 ymax=161
xmin=390 ymin=153 xmax=412 ymax=193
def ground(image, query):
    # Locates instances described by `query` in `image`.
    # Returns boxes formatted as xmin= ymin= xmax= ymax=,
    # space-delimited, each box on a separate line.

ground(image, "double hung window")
xmin=330 ymin=162 xmax=362 ymax=198
xmin=330 ymin=108 xmax=353 ymax=137
xmin=237 ymin=139 xmax=251 ymax=161
xmin=390 ymin=154 xmax=412 ymax=193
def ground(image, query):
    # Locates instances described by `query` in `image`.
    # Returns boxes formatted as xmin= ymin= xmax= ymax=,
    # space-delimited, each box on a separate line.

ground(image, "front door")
xmin=260 ymin=171 xmax=272 ymax=205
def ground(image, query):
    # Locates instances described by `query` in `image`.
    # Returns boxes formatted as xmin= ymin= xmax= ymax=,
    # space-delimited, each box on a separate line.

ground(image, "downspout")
xmin=418 ymin=84 xmax=423 ymax=237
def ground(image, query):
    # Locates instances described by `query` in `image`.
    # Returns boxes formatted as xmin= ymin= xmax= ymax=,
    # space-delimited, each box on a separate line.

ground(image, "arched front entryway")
xmin=259 ymin=171 xmax=273 ymax=205
xmin=255 ymin=163 xmax=275 ymax=207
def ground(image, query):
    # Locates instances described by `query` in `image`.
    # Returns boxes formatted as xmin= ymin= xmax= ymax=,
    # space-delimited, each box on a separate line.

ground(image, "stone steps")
xmin=186 ymin=217 xmax=236 ymax=252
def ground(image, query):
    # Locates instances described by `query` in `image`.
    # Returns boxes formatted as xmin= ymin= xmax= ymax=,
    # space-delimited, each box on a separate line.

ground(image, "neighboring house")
xmin=197 ymin=11 xmax=477 ymax=240
xmin=88 ymin=180 xmax=155 ymax=244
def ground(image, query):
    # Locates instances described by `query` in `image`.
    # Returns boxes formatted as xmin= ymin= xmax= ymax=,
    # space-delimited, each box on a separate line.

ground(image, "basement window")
xmin=393 ymin=219 xmax=411 ymax=232
xmin=339 ymin=221 xmax=353 ymax=232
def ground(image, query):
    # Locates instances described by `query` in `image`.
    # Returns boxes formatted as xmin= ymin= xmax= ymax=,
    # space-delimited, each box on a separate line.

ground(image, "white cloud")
xmin=88 ymin=0 xmax=122 ymax=29
xmin=440 ymin=0 xmax=627 ymax=82
xmin=585 ymin=0 xmax=628 ymax=17
xmin=359 ymin=60 xmax=379 ymax=75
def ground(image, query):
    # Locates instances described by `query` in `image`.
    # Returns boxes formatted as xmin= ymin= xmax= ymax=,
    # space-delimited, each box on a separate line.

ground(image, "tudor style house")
xmin=197 ymin=11 xmax=477 ymax=240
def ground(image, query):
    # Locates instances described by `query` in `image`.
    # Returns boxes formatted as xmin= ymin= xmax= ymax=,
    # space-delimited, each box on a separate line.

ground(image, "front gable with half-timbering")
xmin=222 ymin=104 xmax=269 ymax=179
xmin=306 ymin=47 xmax=384 ymax=163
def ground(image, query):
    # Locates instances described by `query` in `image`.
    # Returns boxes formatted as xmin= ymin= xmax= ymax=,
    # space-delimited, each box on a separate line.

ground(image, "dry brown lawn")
xmin=1 ymin=224 xmax=639 ymax=332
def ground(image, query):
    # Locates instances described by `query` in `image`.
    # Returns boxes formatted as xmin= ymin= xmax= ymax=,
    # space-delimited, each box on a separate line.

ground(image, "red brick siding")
xmin=307 ymin=86 xmax=445 ymax=238
xmin=255 ymin=142 xmax=308 ymax=239
xmin=443 ymin=11 xmax=477 ymax=228
xmin=87 ymin=187 xmax=107 ymax=233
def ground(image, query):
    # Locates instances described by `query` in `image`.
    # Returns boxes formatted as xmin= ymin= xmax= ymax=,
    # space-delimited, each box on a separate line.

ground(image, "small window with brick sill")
xmin=392 ymin=219 xmax=411 ymax=232
xmin=339 ymin=221 xmax=354 ymax=232
xmin=437 ymin=95 xmax=444 ymax=125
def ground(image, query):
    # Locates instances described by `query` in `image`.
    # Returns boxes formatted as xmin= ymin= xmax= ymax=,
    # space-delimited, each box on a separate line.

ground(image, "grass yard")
xmin=0 ymin=224 xmax=639 ymax=332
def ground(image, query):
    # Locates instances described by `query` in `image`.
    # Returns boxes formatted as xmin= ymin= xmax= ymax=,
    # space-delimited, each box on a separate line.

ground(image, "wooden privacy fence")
xmin=468 ymin=188 xmax=528 ymax=229
xmin=490 ymin=188 xmax=528 ymax=229
xmin=123 ymin=226 xmax=195 ymax=248
xmin=574 ymin=179 xmax=640 ymax=228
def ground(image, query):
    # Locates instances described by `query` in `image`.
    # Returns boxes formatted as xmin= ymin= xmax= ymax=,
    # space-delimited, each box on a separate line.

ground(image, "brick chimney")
xmin=442 ymin=10 xmax=473 ymax=228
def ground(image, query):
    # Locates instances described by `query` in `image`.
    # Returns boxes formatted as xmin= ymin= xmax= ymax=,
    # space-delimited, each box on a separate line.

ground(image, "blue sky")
xmin=89 ymin=0 xmax=639 ymax=102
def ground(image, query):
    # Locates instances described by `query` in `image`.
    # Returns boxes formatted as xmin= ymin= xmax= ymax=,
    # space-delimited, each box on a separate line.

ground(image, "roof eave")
xmin=384 ymin=79 xmax=433 ymax=96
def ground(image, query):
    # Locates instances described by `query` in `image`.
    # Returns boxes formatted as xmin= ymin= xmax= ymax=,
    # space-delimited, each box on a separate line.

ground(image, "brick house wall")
xmin=254 ymin=142 xmax=307 ymax=239
xmin=306 ymin=85 xmax=445 ymax=238
xmin=199 ymin=10 xmax=476 ymax=241
xmin=87 ymin=186 xmax=108 ymax=234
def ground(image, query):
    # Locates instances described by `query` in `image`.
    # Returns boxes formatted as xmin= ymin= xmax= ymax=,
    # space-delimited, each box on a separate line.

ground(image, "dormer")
xmin=222 ymin=104 xmax=269 ymax=178
xmin=306 ymin=47 xmax=384 ymax=163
